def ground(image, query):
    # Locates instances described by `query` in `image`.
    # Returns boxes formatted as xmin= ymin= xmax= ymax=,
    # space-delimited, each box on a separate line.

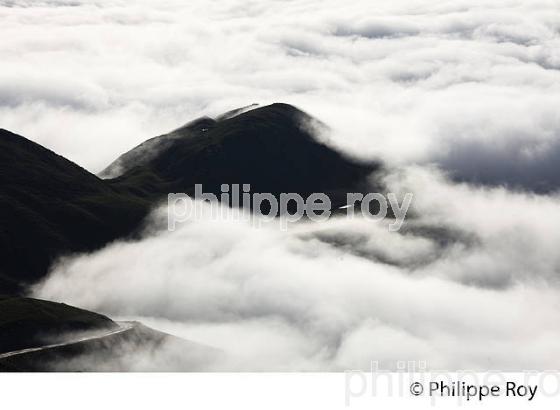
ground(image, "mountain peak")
xmin=102 ymin=103 xmax=338 ymax=179
xmin=0 ymin=103 xmax=384 ymax=292
xmin=101 ymin=103 xmax=380 ymax=205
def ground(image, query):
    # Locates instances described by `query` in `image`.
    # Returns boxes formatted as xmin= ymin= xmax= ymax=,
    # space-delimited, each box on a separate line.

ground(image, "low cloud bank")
xmin=2 ymin=0 xmax=560 ymax=191
xmin=35 ymin=167 xmax=560 ymax=370
xmin=6 ymin=0 xmax=560 ymax=371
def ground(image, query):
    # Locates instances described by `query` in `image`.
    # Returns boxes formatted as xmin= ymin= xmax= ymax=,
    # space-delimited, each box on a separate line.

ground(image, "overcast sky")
xmin=3 ymin=0 xmax=560 ymax=370
xmin=2 ymin=0 xmax=560 ymax=176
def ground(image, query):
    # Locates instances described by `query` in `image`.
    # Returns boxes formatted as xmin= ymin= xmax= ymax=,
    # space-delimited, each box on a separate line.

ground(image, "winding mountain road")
xmin=0 ymin=322 xmax=136 ymax=360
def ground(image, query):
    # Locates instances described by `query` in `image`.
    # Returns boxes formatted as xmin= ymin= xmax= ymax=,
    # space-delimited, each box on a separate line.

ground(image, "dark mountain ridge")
xmin=0 ymin=128 xmax=153 ymax=288
xmin=0 ymin=103 xmax=383 ymax=293
xmin=0 ymin=296 xmax=219 ymax=371
xmin=0 ymin=296 xmax=117 ymax=354
xmin=104 ymin=103 xmax=380 ymax=203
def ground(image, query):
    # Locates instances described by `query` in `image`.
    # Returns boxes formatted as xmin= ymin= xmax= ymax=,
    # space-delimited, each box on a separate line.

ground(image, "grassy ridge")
xmin=0 ymin=103 xmax=381 ymax=293
xmin=0 ymin=128 xmax=154 ymax=289
xmin=0 ymin=296 xmax=116 ymax=354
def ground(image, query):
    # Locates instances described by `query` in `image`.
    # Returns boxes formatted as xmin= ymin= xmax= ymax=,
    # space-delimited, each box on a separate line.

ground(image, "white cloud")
xmin=3 ymin=0 xmax=560 ymax=370
xmin=2 ymin=0 xmax=560 ymax=176
xmin=35 ymin=173 xmax=560 ymax=370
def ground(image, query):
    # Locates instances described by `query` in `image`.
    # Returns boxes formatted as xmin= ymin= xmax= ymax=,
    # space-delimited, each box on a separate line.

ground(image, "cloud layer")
xmin=3 ymin=0 xmax=560 ymax=370
xmin=2 ymin=0 xmax=560 ymax=181
xmin=35 ymin=170 xmax=560 ymax=370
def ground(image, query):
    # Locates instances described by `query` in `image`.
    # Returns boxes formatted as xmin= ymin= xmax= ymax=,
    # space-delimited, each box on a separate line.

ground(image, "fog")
xmin=35 ymin=169 xmax=560 ymax=370
xmin=2 ymin=0 xmax=560 ymax=182
xmin=2 ymin=0 xmax=560 ymax=370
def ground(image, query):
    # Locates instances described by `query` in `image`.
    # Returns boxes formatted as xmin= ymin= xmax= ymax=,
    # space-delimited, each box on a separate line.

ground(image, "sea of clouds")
xmin=2 ymin=0 xmax=560 ymax=370
xmin=34 ymin=172 xmax=560 ymax=371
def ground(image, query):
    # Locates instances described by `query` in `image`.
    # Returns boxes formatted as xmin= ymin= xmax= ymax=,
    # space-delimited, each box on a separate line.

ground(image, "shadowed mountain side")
xmin=0 ymin=103 xmax=384 ymax=292
xmin=0 ymin=321 xmax=220 ymax=372
xmin=103 ymin=103 xmax=382 ymax=209
xmin=0 ymin=296 xmax=117 ymax=354
xmin=0 ymin=297 xmax=219 ymax=372
xmin=0 ymin=129 xmax=155 ymax=288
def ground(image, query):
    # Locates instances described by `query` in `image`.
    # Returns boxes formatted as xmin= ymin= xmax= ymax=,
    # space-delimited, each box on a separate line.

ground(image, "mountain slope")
xmin=0 ymin=129 xmax=154 ymax=288
xmin=0 ymin=296 xmax=117 ymax=354
xmin=104 ymin=103 xmax=380 ymax=208
xmin=0 ymin=103 xmax=383 ymax=292
xmin=0 ymin=297 xmax=219 ymax=371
